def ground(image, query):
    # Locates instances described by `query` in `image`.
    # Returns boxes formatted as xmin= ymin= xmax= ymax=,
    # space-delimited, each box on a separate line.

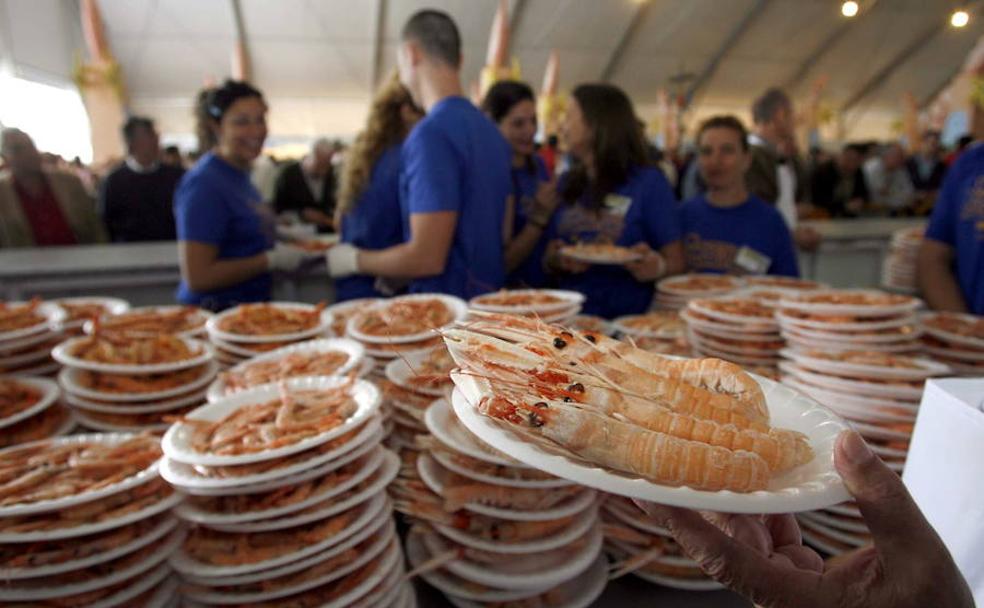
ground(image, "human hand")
xmin=794 ymin=226 xmax=822 ymax=252
xmin=325 ymin=243 xmax=360 ymax=278
xmin=624 ymin=242 xmax=666 ymax=282
xmin=546 ymin=240 xmax=590 ymax=274
xmin=634 ymin=431 xmax=974 ymax=608
xmin=265 ymin=243 xmax=311 ymax=272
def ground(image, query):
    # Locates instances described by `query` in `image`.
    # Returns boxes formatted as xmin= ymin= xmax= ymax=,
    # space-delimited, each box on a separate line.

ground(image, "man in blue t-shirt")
xmin=324 ymin=10 xmax=512 ymax=299
xmin=918 ymin=142 xmax=984 ymax=314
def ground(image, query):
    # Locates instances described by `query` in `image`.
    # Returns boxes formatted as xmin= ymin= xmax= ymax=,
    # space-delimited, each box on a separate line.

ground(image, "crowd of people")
xmin=0 ymin=9 xmax=981 ymax=316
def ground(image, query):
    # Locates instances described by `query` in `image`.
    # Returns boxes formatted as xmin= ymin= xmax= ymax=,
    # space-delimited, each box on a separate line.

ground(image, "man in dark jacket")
xmin=272 ymin=138 xmax=337 ymax=232
xmin=99 ymin=117 xmax=184 ymax=242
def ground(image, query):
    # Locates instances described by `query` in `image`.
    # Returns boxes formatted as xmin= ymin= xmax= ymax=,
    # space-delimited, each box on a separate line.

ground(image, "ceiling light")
xmin=841 ymin=1 xmax=859 ymax=17
xmin=951 ymin=9 xmax=970 ymax=28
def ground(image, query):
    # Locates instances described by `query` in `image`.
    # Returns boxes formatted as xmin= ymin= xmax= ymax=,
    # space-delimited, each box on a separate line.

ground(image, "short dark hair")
xmin=481 ymin=80 xmax=535 ymax=123
xmin=163 ymin=145 xmax=180 ymax=155
xmin=697 ymin=115 xmax=749 ymax=151
xmin=751 ymin=88 xmax=791 ymax=125
xmin=843 ymin=142 xmax=867 ymax=156
xmin=206 ymin=80 xmax=265 ymax=122
xmin=122 ymin=116 xmax=155 ymax=144
xmin=401 ymin=10 xmax=461 ymax=67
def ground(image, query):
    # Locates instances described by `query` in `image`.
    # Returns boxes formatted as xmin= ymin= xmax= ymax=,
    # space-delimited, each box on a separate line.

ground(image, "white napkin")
xmin=903 ymin=378 xmax=984 ymax=605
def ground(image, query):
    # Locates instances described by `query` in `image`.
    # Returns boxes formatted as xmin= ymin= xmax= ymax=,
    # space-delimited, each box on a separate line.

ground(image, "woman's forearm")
xmin=180 ymin=244 xmax=269 ymax=292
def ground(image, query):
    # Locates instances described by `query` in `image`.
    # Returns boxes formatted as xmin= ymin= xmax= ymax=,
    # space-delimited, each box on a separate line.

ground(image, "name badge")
xmin=734 ymin=246 xmax=771 ymax=274
xmin=604 ymin=194 xmax=632 ymax=216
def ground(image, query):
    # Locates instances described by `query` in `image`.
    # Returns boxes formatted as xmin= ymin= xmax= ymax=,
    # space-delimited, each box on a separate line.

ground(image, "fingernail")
xmin=840 ymin=431 xmax=873 ymax=464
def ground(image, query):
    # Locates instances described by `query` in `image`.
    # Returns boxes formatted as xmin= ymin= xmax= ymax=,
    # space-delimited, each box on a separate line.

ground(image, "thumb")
xmin=834 ymin=431 xmax=944 ymax=570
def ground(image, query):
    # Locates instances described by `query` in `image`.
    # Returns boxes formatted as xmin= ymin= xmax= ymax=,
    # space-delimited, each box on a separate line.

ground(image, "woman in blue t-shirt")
xmin=679 ymin=115 xmax=798 ymax=277
xmin=544 ymin=84 xmax=685 ymax=318
xmin=174 ymin=80 xmax=308 ymax=310
xmin=334 ymin=77 xmax=422 ymax=301
xmin=481 ymin=80 xmax=558 ymax=288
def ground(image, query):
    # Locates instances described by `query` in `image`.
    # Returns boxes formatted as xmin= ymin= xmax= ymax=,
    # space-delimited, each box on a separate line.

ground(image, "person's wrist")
xmin=326 ymin=244 xmax=360 ymax=278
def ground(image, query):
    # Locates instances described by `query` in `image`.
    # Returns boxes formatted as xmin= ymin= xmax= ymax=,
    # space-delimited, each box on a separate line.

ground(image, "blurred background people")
xmin=863 ymin=142 xmax=916 ymax=216
xmin=99 ymin=116 xmax=184 ymax=242
xmin=273 ymin=138 xmax=338 ymax=232
xmin=811 ymin=143 xmax=870 ymax=217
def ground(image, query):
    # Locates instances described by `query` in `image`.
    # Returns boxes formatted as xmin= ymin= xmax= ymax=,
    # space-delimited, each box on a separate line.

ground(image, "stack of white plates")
xmin=54 ymin=334 xmax=216 ymax=433
xmin=779 ymin=349 xmax=949 ymax=475
xmin=344 ymin=295 xmax=466 ymax=375
xmin=382 ymin=345 xmax=454 ymax=452
xmin=0 ymin=375 xmax=73 ymax=448
xmin=468 ymin=289 xmax=585 ymax=325
xmin=52 ymin=296 xmax=130 ymax=336
xmin=400 ymin=399 xmax=605 ymax=608
xmin=681 ymin=296 xmax=784 ymax=377
xmin=777 ymin=290 xmax=923 ymax=354
xmin=0 ymin=433 xmax=181 ymax=608
xmin=653 ymin=274 xmax=745 ymax=311
xmin=797 ymin=501 xmax=872 ymax=558
xmin=161 ymin=377 xmax=411 ymax=607
xmin=881 ymin=227 xmax=924 ymax=293
xmin=918 ymin=312 xmax=984 ymax=376
xmin=89 ymin=305 xmax=211 ymax=340
xmin=206 ymin=302 xmax=332 ymax=369
xmin=0 ymin=300 xmax=66 ymax=377
xmin=601 ymin=495 xmax=722 ymax=591
xmin=612 ymin=311 xmax=690 ymax=356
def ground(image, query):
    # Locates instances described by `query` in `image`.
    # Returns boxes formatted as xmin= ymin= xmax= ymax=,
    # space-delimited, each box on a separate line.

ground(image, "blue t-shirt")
xmin=174 ymin=152 xmax=273 ymax=310
xmin=550 ymin=166 xmax=682 ymax=318
xmin=400 ymin=96 xmax=512 ymax=298
xmin=679 ymin=194 xmax=799 ymax=277
xmin=925 ymin=143 xmax=984 ymax=314
xmin=337 ymin=145 xmax=405 ymax=301
xmin=508 ymin=155 xmax=552 ymax=288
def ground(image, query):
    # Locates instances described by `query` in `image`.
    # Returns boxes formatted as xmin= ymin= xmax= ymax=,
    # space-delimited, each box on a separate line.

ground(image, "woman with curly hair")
xmin=334 ymin=76 xmax=423 ymax=300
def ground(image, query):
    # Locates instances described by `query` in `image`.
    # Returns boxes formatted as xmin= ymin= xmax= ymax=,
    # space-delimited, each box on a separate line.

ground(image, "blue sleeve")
xmin=642 ymin=170 xmax=682 ymax=248
xmin=175 ymin=177 xmax=228 ymax=245
xmin=403 ymin=126 xmax=461 ymax=214
xmin=925 ymin=160 xmax=963 ymax=246
xmin=768 ymin=212 xmax=800 ymax=277
xmin=534 ymin=155 xmax=550 ymax=181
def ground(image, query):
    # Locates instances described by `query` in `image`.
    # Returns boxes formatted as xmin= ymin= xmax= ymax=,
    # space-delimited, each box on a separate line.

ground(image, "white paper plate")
xmin=430 ymin=448 xmax=574 ymax=489
xmin=849 ymin=419 xmax=912 ymax=441
xmin=0 ymin=375 xmax=59 ymax=429
xmin=0 ymin=344 xmax=58 ymax=369
xmin=58 ymin=360 xmax=220 ymax=403
xmin=923 ymin=343 xmax=984 ymax=362
xmin=417 ymin=454 xmax=597 ymax=521
xmin=425 ymin=398 xmax=523 ymax=467
xmin=612 ymin=316 xmax=687 ymax=340
xmin=0 ymin=516 xmax=177 ymax=579
xmin=657 ymin=274 xmax=745 ymax=297
xmin=319 ymin=538 xmax=403 ymax=608
xmin=346 ymin=294 xmax=467 ymax=345
xmin=450 ymin=371 xmax=851 ymax=514
xmin=175 ymin=447 xmax=395 ymax=526
xmin=776 ymin=310 xmax=916 ymax=332
xmin=168 ymin=493 xmax=388 ymax=578
xmin=0 ymin=433 xmax=162 ymax=517
xmin=797 ymin=515 xmax=870 ymax=547
xmin=384 ymin=350 xmax=452 ymax=398
xmin=919 ymin=312 xmax=984 ymax=350
xmin=161 ymin=418 xmax=382 ymax=491
xmin=162 ymin=376 xmax=380 ymax=466
xmin=799 ymin=509 xmax=870 ymax=534
xmin=777 ymin=361 xmax=924 ymax=400
xmin=0 ymin=302 xmax=65 ymax=342
xmin=65 ymin=387 xmax=208 ymax=414
xmin=781 ymin=377 xmax=918 ymax=422
xmin=559 ymin=245 xmax=642 ymax=265
xmin=433 ymin=502 xmax=599 ymax=555
xmin=602 ymin=498 xmax=670 ymax=537
xmin=360 ymin=340 xmax=444 ymax=360
xmin=51 ymin=335 xmax=214 ymax=375
xmin=421 ymin=526 xmax=602 ymax=590
xmin=206 ymin=302 xmax=333 ymax=344
xmin=800 ymin=527 xmax=854 ymax=556
xmin=680 ymin=308 xmax=777 ymax=335
xmin=206 ymin=338 xmax=366 ymax=401
xmin=208 ymin=336 xmax=278 ymax=359
xmin=91 ymin=564 xmax=173 ymax=608
xmin=687 ymin=332 xmax=782 ymax=358
xmin=782 ymin=322 xmax=922 ymax=344
xmin=686 ymin=299 xmax=779 ymax=329
xmin=779 ymin=348 xmax=950 ymax=380
xmin=182 ymin=523 xmax=397 ymax=604
xmin=405 ymin=532 xmax=552 ymax=603
xmin=0 ymin=528 xmax=183 ymax=601
xmin=53 ymin=297 xmax=130 ymax=330
xmin=691 ymin=341 xmax=780 ymax=366
xmin=784 ymin=337 xmax=918 ymax=355
xmin=351 ymin=557 xmax=405 ymax=608
xmin=778 ymin=290 xmax=922 ymax=317
xmin=0 ymin=328 xmax=59 ymax=355
xmin=88 ymin=305 xmax=211 ymax=338
xmin=469 ymin=290 xmax=585 ymax=315
xmin=324 ymin=299 xmax=381 ymax=336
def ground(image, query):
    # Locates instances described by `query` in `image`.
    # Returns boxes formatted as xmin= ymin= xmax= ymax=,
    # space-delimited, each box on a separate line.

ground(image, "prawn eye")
xmin=533 ymin=401 xmax=548 ymax=409
xmin=568 ymin=383 xmax=585 ymax=393
xmin=527 ymin=411 xmax=545 ymax=427
xmin=553 ymin=337 xmax=567 ymax=349
xmin=584 ymin=334 xmax=597 ymax=343
xmin=563 ymin=397 xmax=572 ymax=403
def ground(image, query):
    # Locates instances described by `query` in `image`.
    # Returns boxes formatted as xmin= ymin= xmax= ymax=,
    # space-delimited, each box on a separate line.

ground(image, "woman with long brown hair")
xmin=334 ymin=76 xmax=422 ymax=300
xmin=544 ymin=83 xmax=684 ymax=318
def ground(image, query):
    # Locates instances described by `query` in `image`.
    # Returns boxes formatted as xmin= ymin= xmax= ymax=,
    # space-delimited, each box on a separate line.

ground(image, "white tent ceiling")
xmin=2 ymin=0 xmax=982 ymax=144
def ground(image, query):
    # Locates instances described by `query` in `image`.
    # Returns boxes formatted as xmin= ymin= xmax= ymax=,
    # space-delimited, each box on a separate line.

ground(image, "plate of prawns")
xmin=444 ymin=312 xmax=852 ymax=513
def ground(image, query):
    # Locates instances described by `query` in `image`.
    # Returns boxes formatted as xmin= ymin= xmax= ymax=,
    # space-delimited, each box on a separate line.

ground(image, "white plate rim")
xmin=559 ymin=245 xmax=642 ymax=265
xmin=468 ymin=289 xmax=585 ymax=315
xmin=88 ymin=305 xmax=211 ymax=338
xmin=776 ymin=310 xmax=916 ymax=332
xmin=65 ymin=387 xmax=208 ymax=414
xmin=778 ymin=290 xmax=922 ymax=317
xmin=53 ymin=297 xmax=130 ymax=330
xmin=777 ymin=361 xmax=923 ymax=400
xmin=58 ymin=361 xmax=220 ymax=403
xmin=0 ymin=375 xmax=60 ymax=429
xmin=919 ymin=311 xmax=984 ymax=350
xmin=433 ymin=502 xmax=599 ymax=555
xmin=430 ymin=448 xmax=575 ymax=489
xmin=346 ymin=294 xmax=467 ymax=345
xmin=206 ymin=302 xmax=333 ymax=344
xmin=0 ymin=302 xmax=65 ymax=342
xmin=779 ymin=348 xmax=951 ymax=379
xmin=425 ymin=398 xmax=523 ymax=468
xmin=383 ymin=351 xmax=452 ymax=398
xmin=656 ymin=274 xmax=745 ymax=297
xmin=90 ymin=563 xmax=174 ymax=608
xmin=52 ymin=336 xmax=214 ymax=375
